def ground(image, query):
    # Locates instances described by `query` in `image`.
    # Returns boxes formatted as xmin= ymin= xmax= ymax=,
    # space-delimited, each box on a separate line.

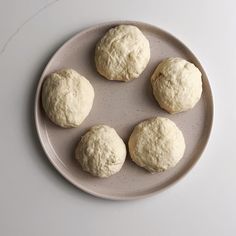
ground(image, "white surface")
xmin=0 ymin=0 xmax=235 ymax=235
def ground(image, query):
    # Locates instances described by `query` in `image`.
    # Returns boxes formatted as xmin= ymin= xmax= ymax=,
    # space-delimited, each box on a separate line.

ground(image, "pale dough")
xmin=151 ymin=57 xmax=202 ymax=113
xmin=95 ymin=25 xmax=150 ymax=82
xmin=128 ymin=117 xmax=185 ymax=173
xmin=75 ymin=125 xmax=126 ymax=177
xmin=42 ymin=69 xmax=94 ymax=128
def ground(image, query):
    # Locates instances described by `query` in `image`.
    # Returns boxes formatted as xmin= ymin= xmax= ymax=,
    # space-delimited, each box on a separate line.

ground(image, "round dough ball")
xmin=42 ymin=69 xmax=94 ymax=128
xmin=151 ymin=57 xmax=202 ymax=113
xmin=75 ymin=125 xmax=126 ymax=177
xmin=128 ymin=117 xmax=185 ymax=173
xmin=95 ymin=25 xmax=150 ymax=82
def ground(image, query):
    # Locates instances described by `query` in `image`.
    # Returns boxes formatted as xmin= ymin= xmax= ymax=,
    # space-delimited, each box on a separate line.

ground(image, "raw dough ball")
xmin=42 ymin=69 xmax=94 ymax=128
xmin=151 ymin=57 xmax=202 ymax=113
xmin=128 ymin=117 xmax=185 ymax=173
xmin=75 ymin=125 xmax=126 ymax=177
xmin=95 ymin=25 xmax=150 ymax=82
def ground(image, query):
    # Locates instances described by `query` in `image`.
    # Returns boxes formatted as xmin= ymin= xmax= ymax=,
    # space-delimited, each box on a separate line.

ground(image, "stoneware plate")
xmin=35 ymin=21 xmax=213 ymax=200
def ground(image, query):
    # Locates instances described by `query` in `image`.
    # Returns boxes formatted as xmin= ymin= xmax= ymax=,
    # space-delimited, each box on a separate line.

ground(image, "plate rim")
xmin=34 ymin=20 xmax=214 ymax=200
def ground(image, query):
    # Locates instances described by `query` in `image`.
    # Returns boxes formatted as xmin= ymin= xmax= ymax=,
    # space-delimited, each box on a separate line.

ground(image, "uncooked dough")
xmin=128 ymin=117 xmax=185 ymax=173
xmin=95 ymin=25 xmax=150 ymax=82
xmin=75 ymin=125 xmax=126 ymax=177
xmin=42 ymin=69 xmax=94 ymax=128
xmin=151 ymin=57 xmax=202 ymax=113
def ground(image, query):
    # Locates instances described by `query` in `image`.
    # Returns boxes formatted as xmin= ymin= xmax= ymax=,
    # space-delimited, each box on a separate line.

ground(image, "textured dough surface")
xmin=128 ymin=117 xmax=185 ymax=173
xmin=95 ymin=25 xmax=150 ymax=81
xmin=151 ymin=57 xmax=202 ymax=113
xmin=75 ymin=125 xmax=126 ymax=177
xmin=42 ymin=69 xmax=94 ymax=128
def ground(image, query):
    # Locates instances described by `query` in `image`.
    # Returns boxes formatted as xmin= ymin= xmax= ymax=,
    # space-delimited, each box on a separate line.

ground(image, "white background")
xmin=0 ymin=0 xmax=235 ymax=235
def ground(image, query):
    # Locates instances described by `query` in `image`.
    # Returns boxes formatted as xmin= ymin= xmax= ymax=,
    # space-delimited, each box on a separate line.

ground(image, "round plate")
xmin=35 ymin=21 xmax=213 ymax=200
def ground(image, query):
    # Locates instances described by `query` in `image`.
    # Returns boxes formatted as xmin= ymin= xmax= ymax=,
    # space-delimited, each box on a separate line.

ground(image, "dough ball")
xmin=42 ymin=69 xmax=94 ymax=128
xmin=128 ymin=117 xmax=185 ymax=173
xmin=75 ymin=125 xmax=126 ymax=177
xmin=151 ymin=57 xmax=202 ymax=113
xmin=95 ymin=25 xmax=150 ymax=82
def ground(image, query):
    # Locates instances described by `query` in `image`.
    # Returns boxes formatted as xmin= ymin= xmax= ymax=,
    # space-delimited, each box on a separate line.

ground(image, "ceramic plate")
xmin=35 ymin=21 xmax=213 ymax=200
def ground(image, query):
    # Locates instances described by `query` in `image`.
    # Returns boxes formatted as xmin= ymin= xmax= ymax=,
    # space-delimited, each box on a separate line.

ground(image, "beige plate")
xmin=35 ymin=21 xmax=213 ymax=200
